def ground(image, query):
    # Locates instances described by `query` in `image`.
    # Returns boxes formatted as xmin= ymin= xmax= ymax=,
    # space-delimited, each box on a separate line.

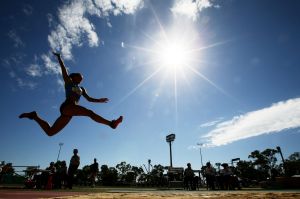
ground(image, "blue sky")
xmin=1 ymin=0 xmax=300 ymax=170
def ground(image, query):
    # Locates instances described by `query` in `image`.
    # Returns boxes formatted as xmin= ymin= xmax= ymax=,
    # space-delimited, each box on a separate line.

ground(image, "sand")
xmin=50 ymin=191 xmax=300 ymax=199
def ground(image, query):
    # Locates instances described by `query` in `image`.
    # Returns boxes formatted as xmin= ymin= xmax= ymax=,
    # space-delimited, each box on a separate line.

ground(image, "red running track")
xmin=0 ymin=190 xmax=88 ymax=199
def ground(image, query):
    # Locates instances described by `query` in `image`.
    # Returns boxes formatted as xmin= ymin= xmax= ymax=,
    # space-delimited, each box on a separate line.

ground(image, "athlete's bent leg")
xmin=39 ymin=115 xmax=72 ymax=136
xmin=62 ymin=104 xmax=122 ymax=128
xmin=19 ymin=111 xmax=72 ymax=136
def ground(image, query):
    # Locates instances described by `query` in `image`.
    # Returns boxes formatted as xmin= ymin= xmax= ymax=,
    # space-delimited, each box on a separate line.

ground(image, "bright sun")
xmin=150 ymin=32 xmax=196 ymax=75
xmin=160 ymin=42 xmax=190 ymax=70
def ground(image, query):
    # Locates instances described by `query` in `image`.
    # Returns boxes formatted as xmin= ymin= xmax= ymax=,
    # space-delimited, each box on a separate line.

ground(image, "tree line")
xmin=0 ymin=148 xmax=299 ymax=186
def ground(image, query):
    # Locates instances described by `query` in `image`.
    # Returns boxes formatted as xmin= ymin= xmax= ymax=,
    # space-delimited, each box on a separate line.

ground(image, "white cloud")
xmin=202 ymin=98 xmax=300 ymax=147
xmin=171 ymin=0 xmax=217 ymax=21
xmin=200 ymin=117 xmax=224 ymax=128
xmin=23 ymin=4 xmax=33 ymax=15
xmin=26 ymin=64 xmax=42 ymax=77
xmin=187 ymin=145 xmax=198 ymax=150
xmin=16 ymin=78 xmax=37 ymax=89
xmin=1 ymin=54 xmax=40 ymax=90
xmin=94 ymin=0 xmax=143 ymax=16
xmin=111 ymin=0 xmax=144 ymax=15
xmin=48 ymin=0 xmax=144 ymax=60
xmin=8 ymin=30 xmax=25 ymax=48
xmin=57 ymin=79 xmax=65 ymax=91
xmin=47 ymin=13 xmax=54 ymax=28
xmin=20 ymin=0 xmax=144 ymax=88
xmin=41 ymin=54 xmax=60 ymax=75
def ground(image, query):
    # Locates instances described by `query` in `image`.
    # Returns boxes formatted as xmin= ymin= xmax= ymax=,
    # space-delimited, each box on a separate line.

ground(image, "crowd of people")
xmin=182 ymin=162 xmax=241 ymax=190
xmin=25 ymin=154 xmax=240 ymax=190
xmin=25 ymin=148 xmax=99 ymax=190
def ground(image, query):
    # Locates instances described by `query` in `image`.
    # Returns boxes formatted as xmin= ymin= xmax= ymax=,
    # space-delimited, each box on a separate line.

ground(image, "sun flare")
xmin=160 ymin=42 xmax=190 ymax=70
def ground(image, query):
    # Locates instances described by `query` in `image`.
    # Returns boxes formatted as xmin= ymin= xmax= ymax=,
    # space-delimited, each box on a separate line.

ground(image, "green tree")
xmin=148 ymin=164 xmax=166 ymax=186
xmin=126 ymin=166 xmax=144 ymax=184
xmin=100 ymin=165 xmax=118 ymax=185
xmin=76 ymin=165 xmax=90 ymax=186
xmin=116 ymin=161 xmax=132 ymax=183
xmin=288 ymin=152 xmax=300 ymax=161
xmin=236 ymin=160 xmax=256 ymax=180
xmin=261 ymin=148 xmax=278 ymax=170
xmin=248 ymin=148 xmax=279 ymax=180
xmin=285 ymin=152 xmax=300 ymax=177
xmin=0 ymin=163 xmax=14 ymax=174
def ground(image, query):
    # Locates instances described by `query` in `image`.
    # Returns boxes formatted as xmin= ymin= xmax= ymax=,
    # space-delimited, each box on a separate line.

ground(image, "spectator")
xmin=67 ymin=149 xmax=80 ymax=189
xmin=220 ymin=163 xmax=232 ymax=190
xmin=90 ymin=158 xmax=99 ymax=187
xmin=205 ymin=162 xmax=216 ymax=190
xmin=45 ymin=162 xmax=56 ymax=189
xmin=184 ymin=163 xmax=195 ymax=190
xmin=56 ymin=161 xmax=67 ymax=189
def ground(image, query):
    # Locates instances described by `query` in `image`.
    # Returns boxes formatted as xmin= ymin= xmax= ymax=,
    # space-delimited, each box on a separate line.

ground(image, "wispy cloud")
xmin=171 ymin=0 xmax=218 ymax=21
xmin=26 ymin=64 xmax=42 ymax=77
xmin=200 ymin=117 xmax=224 ymax=128
xmin=2 ymin=54 xmax=38 ymax=90
xmin=16 ymin=78 xmax=37 ymax=89
xmin=47 ymin=13 xmax=54 ymax=28
xmin=23 ymin=4 xmax=33 ymax=16
xmin=41 ymin=53 xmax=60 ymax=75
xmin=8 ymin=30 xmax=25 ymax=48
xmin=47 ymin=0 xmax=144 ymax=60
xmin=4 ymin=0 xmax=144 ymax=90
xmin=40 ymin=0 xmax=144 ymax=76
xmin=202 ymin=98 xmax=300 ymax=146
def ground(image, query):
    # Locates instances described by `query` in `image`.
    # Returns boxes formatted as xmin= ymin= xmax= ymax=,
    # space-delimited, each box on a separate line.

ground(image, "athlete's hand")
xmin=98 ymin=98 xmax=109 ymax=103
xmin=52 ymin=51 xmax=61 ymax=57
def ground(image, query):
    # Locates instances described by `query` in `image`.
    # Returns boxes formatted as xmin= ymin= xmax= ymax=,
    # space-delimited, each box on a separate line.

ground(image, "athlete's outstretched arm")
xmin=53 ymin=52 xmax=71 ymax=83
xmin=82 ymin=87 xmax=109 ymax=103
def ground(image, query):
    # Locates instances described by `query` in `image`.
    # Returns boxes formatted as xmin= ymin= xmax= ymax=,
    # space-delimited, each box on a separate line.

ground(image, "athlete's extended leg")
xmin=62 ymin=104 xmax=122 ymax=129
xmin=19 ymin=111 xmax=72 ymax=136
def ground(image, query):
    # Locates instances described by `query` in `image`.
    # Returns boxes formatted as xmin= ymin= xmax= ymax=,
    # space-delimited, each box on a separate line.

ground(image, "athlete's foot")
xmin=19 ymin=111 xmax=37 ymax=120
xmin=110 ymin=116 xmax=123 ymax=129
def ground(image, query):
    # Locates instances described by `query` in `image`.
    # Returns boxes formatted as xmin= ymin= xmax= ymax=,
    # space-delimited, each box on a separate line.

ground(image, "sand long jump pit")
xmin=1 ymin=189 xmax=300 ymax=199
xmin=56 ymin=191 xmax=300 ymax=199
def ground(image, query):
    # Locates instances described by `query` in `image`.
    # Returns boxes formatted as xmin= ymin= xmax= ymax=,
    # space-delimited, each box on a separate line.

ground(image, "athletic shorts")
xmin=59 ymin=100 xmax=74 ymax=115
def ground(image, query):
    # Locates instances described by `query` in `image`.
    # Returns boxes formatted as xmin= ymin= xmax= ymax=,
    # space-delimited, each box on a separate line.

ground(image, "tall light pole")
xmin=276 ymin=146 xmax=286 ymax=174
xmin=276 ymin=146 xmax=285 ymax=164
xmin=57 ymin=142 xmax=64 ymax=161
xmin=197 ymin=143 xmax=203 ymax=167
xmin=166 ymin=134 xmax=175 ymax=168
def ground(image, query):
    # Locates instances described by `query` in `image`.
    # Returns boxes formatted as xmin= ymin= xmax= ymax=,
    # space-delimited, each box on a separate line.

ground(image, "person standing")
xmin=90 ymin=158 xmax=99 ymax=187
xmin=67 ymin=149 xmax=80 ymax=189
xmin=205 ymin=162 xmax=216 ymax=190
xmin=220 ymin=163 xmax=233 ymax=190
xmin=184 ymin=163 xmax=195 ymax=190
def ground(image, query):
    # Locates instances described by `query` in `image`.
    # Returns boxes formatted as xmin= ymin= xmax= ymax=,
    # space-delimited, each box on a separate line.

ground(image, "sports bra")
xmin=65 ymin=82 xmax=83 ymax=103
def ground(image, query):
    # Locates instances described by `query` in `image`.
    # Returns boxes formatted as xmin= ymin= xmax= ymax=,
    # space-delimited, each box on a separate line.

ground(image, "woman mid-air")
xmin=19 ymin=52 xmax=123 ymax=136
